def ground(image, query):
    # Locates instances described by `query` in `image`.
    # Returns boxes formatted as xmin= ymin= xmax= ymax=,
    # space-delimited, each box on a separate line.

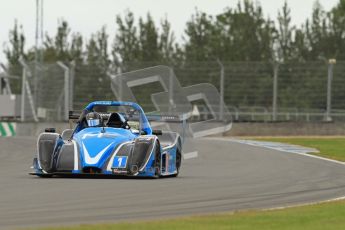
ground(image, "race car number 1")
xmin=113 ymin=156 xmax=128 ymax=168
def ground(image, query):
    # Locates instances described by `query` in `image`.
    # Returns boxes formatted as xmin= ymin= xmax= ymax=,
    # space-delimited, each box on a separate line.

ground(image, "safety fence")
xmin=1 ymin=60 xmax=344 ymax=122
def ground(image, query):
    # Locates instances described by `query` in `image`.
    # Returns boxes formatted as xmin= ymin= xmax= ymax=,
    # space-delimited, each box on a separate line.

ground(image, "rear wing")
xmin=69 ymin=110 xmax=187 ymax=121
xmin=68 ymin=110 xmax=188 ymax=133
xmin=69 ymin=110 xmax=186 ymax=122
xmin=145 ymin=114 xmax=184 ymax=123
xmin=68 ymin=110 xmax=187 ymax=140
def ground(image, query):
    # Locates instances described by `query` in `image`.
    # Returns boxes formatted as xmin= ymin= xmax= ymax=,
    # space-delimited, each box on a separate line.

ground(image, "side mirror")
xmin=152 ymin=130 xmax=162 ymax=135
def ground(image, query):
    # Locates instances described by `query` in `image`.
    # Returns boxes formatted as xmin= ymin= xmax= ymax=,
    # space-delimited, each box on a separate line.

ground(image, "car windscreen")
xmin=93 ymin=105 xmax=143 ymax=129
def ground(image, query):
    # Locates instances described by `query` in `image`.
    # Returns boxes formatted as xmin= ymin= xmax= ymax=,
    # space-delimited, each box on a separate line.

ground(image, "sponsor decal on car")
xmin=112 ymin=156 xmax=128 ymax=168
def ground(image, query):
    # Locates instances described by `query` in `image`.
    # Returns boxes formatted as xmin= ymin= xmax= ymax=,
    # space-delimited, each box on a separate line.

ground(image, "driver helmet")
xmin=86 ymin=112 xmax=101 ymax=127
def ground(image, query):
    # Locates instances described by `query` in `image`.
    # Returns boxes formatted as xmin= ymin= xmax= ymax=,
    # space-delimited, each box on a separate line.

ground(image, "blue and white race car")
xmin=31 ymin=101 xmax=182 ymax=178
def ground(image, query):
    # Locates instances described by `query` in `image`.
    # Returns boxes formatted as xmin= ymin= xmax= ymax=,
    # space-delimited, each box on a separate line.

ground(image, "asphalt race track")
xmin=1 ymin=137 xmax=345 ymax=229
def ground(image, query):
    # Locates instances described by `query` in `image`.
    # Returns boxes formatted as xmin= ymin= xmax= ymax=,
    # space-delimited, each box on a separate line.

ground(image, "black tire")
xmin=37 ymin=174 xmax=53 ymax=178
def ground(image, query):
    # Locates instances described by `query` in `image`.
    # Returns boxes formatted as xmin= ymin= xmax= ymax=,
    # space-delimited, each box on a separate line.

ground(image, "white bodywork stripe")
xmin=82 ymin=142 xmax=113 ymax=164
xmin=72 ymin=140 xmax=78 ymax=170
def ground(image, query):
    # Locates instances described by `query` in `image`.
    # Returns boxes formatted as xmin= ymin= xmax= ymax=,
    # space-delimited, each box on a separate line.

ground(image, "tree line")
xmin=3 ymin=0 xmax=345 ymax=111
xmin=5 ymin=1 xmax=345 ymax=67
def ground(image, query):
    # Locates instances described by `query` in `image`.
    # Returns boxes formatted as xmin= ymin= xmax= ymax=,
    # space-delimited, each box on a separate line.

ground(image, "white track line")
xmin=183 ymin=151 xmax=198 ymax=160
xmin=209 ymin=137 xmax=345 ymax=166
xmin=264 ymin=196 xmax=345 ymax=211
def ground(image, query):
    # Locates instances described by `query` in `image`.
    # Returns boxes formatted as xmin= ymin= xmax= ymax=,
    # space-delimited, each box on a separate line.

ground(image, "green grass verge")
xmin=252 ymin=137 xmax=345 ymax=162
xmin=34 ymin=200 xmax=345 ymax=230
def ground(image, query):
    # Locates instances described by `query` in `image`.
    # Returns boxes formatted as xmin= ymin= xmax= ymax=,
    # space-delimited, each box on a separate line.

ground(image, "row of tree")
xmin=3 ymin=0 xmax=345 ymax=111
xmin=5 ymin=1 xmax=345 ymax=68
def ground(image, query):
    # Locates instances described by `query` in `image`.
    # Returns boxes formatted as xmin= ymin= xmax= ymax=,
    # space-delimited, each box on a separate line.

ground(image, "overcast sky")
xmin=0 ymin=0 xmax=339 ymax=62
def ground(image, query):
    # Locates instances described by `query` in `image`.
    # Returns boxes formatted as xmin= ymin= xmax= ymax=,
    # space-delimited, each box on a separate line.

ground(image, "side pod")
xmin=37 ymin=133 xmax=61 ymax=172
xmin=129 ymin=136 xmax=158 ymax=173
xmin=55 ymin=141 xmax=75 ymax=172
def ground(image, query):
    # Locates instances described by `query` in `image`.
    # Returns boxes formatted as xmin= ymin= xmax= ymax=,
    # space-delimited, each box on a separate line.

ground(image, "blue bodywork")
xmin=32 ymin=101 xmax=181 ymax=178
xmin=74 ymin=127 xmax=136 ymax=173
